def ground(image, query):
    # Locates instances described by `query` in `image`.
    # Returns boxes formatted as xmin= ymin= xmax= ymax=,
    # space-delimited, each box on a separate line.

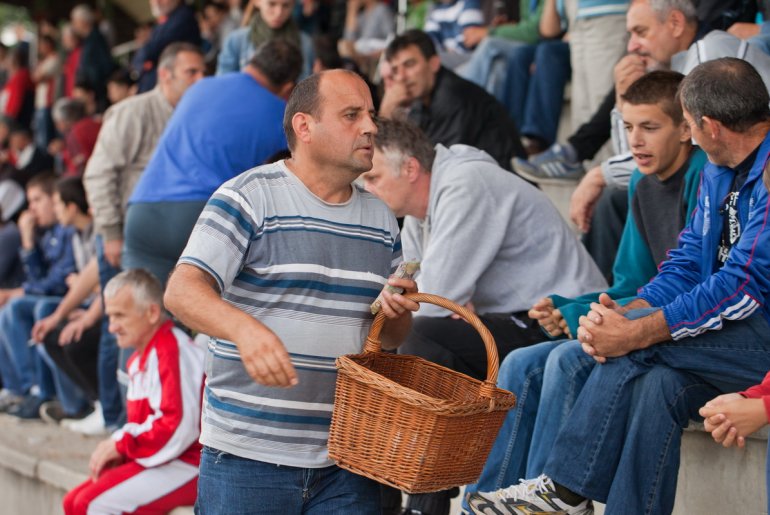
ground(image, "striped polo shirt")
xmin=178 ymin=161 xmax=401 ymax=468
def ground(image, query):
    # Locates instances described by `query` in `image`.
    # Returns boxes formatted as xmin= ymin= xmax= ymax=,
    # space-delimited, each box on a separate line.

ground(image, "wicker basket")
xmin=328 ymin=292 xmax=517 ymax=493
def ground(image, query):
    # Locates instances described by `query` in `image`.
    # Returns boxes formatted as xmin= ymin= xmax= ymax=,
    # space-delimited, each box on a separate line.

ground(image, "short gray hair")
xmin=678 ymin=57 xmax=770 ymax=133
xmin=52 ymin=98 xmax=86 ymax=123
xmin=158 ymin=42 xmax=204 ymax=72
xmin=373 ymin=118 xmax=436 ymax=173
xmin=643 ymin=0 xmax=697 ymax=23
xmin=104 ymin=269 xmax=164 ymax=310
xmin=71 ymin=4 xmax=95 ymax=24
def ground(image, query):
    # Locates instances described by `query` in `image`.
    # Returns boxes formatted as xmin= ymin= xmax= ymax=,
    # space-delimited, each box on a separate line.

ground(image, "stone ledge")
xmin=0 ymin=414 xmax=194 ymax=514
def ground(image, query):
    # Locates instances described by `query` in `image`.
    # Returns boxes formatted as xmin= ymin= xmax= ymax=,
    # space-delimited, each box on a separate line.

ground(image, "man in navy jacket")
xmin=467 ymin=58 xmax=770 ymax=515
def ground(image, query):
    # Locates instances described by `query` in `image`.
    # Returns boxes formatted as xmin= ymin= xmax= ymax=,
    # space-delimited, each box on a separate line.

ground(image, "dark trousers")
xmin=43 ymin=323 xmax=100 ymax=402
xmin=399 ymin=312 xmax=546 ymax=515
xmin=399 ymin=313 xmax=545 ymax=382
xmin=581 ymin=185 xmax=628 ymax=282
xmin=567 ymin=87 xmax=615 ymax=162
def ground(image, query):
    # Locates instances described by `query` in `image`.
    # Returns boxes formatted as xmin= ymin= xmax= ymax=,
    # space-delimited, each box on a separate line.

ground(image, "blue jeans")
xmin=461 ymin=38 xmax=570 ymax=144
xmin=544 ymin=310 xmax=770 ymax=515
xmin=195 ymin=447 xmax=381 ymax=514
xmin=516 ymin=40 xmax=571 ymax=144
xmin=96 ymin=236 xmax=124 ymax=426
xmin=461 ymin=37 xmax=529 ymax=113
xmin=0 ymin=295 xmax=59 ymax=396
xmin=462 ymin=339 xmax=595 ymax=510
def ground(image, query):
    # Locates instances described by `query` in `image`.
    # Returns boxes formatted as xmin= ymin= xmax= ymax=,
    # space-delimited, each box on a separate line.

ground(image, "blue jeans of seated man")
xmin=195 ymin=447 xmax=381 ymax=514
xmin=96 ymin=235 xmax=124 ymax=427
xmin=461 ymin=37 xmax=528 ymax=110
xmin=0 ymin=295 xmax=60 ymax=396
xmin=462 ymin=338 xmax=595 ymax=511
xmin=515 ymin=40 xmax=571 ymax=145
xmin=36 ymin=344 xmax=89 ymax=415
xmin=544 ymin=310 xmax=770 ymax=515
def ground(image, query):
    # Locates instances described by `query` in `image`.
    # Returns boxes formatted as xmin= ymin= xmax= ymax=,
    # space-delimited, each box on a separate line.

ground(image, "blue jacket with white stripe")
xmin=639 ymin=130 xmax=770 ymax=340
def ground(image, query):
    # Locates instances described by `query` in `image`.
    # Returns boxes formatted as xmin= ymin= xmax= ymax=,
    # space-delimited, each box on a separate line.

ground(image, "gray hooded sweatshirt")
xmin=402 ymin=144 xmax=607 ymax=318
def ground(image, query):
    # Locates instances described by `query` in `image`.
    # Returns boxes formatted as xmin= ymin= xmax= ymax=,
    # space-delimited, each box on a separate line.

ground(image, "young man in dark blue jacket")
xmin=468 ymin=58 xmax=770 ymax=515
xmin=0 ymin=172 xmax=75 ymax=415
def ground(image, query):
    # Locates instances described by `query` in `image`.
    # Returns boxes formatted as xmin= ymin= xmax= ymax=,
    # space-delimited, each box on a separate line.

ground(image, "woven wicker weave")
xmin=328 ymin=293 xmax=517 ymax=493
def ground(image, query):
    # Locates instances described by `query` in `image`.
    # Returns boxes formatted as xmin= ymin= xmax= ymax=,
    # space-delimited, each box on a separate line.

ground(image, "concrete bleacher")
xmin=0 ymin=414 xmax=193 ymax=515
xmin=0 ymin=408 xmax=765 ymax=514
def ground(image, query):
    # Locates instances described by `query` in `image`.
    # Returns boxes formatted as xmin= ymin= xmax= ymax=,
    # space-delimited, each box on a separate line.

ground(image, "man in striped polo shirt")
xmin=164 ymin=69 xmax=418 ymax=514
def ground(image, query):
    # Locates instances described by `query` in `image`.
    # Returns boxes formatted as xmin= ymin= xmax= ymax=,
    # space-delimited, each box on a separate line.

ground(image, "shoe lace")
xmin=497 ymin=474 xmax=554 ymax=500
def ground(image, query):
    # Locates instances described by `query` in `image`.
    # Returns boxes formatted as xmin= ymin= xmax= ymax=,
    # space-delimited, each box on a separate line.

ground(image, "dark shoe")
xmin=0 ymin=390 xmax=24 ymax=413
xmin=40 ymin=400 xmax=91 ymax=425
xmin=7 ymin=395 xmax=45 ymax=419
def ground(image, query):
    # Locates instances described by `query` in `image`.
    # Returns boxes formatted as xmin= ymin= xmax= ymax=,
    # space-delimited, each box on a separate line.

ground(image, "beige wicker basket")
xmin=328 ymin=292 xmax=517 ymax=493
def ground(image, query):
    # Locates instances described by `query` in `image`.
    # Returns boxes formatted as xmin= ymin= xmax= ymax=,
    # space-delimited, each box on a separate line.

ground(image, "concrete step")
xmin=0 ymin=414 xmax=193 ymax=514
xmin=0 ymin=413 xmax=764 ymax=514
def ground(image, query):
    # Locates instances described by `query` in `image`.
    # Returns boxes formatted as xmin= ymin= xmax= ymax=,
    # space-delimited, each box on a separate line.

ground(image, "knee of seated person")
xmin=545 ymin=339 xmax=587 ymax=371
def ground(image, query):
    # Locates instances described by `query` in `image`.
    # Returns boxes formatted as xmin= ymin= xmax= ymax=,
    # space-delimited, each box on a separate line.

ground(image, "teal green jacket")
xmin=549 ymin=148 xmax=707 ymax=336
xmin=488 ymin=0 xmax=544 ymax=44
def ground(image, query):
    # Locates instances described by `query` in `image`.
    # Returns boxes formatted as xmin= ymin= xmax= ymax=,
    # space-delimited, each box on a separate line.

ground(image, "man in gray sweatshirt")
xmin=363 ymin=117 xmax=607 ymax=514
xmin=364 ymin=118 xmax=607 ymax=382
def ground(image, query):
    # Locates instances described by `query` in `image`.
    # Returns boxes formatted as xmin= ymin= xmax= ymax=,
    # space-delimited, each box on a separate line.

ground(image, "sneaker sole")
xmin=512 ymin=159 xmax=584 ymax=186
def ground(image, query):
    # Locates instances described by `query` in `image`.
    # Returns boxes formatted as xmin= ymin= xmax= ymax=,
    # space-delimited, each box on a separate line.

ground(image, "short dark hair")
xmin=158 ymin=41 xmax=204 ymax=71
xmin=108 ymin=67 xmax=135 ymax=87
xmin=52 ymin=97 xmax=86 ymax=123
xmin=385 ymin=30 xmax=437 ymax=61
xmin=39 ymin=34 xmax=57 ymax=51
xmin=621 ymin=70 xmax=685 ymax=124
xmin=313 ymin=34 xmax=344 ymax=70
xmin=374 ymin=118 xmax=436 ymax=171
xmin=678 ymin=57 xmax=770 ymax=133
xmin=248 ymin=40 xmax=303 ymax=89
xmin=27 ymin=171 xmax=58 ymax=196
xmin=9 ymin=125 xmax=32 ymax=139
xmin=56 ymin=177 xmax=89 ymax=214
xmin=282 ymin=72 xmax=323 ymax=151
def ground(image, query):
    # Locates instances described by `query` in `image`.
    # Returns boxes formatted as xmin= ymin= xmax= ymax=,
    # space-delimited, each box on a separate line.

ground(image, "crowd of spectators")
xmin=0 ymin=0 xmax=769 ymax=514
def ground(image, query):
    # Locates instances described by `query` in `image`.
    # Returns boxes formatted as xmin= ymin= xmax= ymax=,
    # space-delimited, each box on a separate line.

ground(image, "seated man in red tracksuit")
xmin=63 ymin=269 xmax=205 ymax=515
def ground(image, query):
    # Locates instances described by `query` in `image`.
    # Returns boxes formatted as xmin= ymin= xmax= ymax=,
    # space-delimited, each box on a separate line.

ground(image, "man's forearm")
xmin=633 ymin=309 xmax=671 ymax=350
xmin=165 ymin=264 xmax=274 ymax=344
xmin=53 ymin=258 xmax=100 ymax=319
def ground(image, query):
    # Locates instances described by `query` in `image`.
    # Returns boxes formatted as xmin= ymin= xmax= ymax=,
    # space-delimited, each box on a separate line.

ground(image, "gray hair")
xmin=643 ymin=0 xmax=697 ymax=23
xmin=678 ymin=57 xmax=770 ymax=133
xmin=71 ymin=4 xmax=95 ymax=24
xmin=104 ymin=269 xmax=164 ymax=310
xmin=373 ymin=118 xmax=436 ymax=173
xmin=52 ymin=98 xmax=86 ymax=123
xmin=158 ymin=42 xmax=204 ymax=72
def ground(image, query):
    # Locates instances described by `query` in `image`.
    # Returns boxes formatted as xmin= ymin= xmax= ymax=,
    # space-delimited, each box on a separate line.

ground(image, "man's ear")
xmin=701 ymin=115 xmax=720 ymax=140
xmin=402 ymin=156 xmax=423 ymax=182
xmin=291 ymin=112 xmax=313 ymax=145
xmin=679 ymin=118 xmax=692 ymax=143
xmin=667 ymin=9 xmax=687 ymax=39
xmin=428 ymin=54 xmax=441 ymax=74
xmin=147 ymin=302 xmax=162 ymax=325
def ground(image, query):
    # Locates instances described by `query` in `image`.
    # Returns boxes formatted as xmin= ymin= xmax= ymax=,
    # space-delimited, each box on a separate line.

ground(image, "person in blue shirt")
xmin=123 ymin=40 xmax=302 ymax=290
xmin=0 ymin=172 xmax=76 ymax=415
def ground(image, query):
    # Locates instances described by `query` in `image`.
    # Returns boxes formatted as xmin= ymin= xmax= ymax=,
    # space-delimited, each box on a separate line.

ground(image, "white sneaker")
xmin=63 ymin=402 xmax=108 ymax=435
xmin=467 ymin=475 xmax=594 ymax=515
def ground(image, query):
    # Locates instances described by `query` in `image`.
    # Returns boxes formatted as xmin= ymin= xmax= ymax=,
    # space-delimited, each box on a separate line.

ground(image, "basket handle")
xmin=365 ymin=292 xmax=501 ymax=399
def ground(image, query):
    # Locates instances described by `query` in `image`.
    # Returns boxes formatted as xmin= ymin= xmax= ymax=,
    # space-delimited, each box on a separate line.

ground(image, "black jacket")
xmin=408 ymin=67 xmax=525 ymax=170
